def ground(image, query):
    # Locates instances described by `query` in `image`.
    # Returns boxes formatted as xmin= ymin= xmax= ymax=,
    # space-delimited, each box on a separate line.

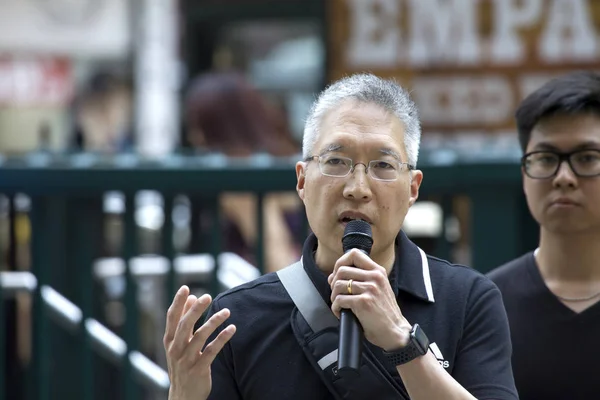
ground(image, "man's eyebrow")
xmin=318 ymin=143 xmax=343 ymax=156
xmin=318 ymin=144 xmax=404 ymax=160
xmin=532 ymin=142 xmax=560 ymax=151
xmin=379 ymin=148 xmax=402 ymax=161
xmin=533 ymin=141 xmax=600 ymax=152
xmin=573 ymin=141 xmax=600 ymax=151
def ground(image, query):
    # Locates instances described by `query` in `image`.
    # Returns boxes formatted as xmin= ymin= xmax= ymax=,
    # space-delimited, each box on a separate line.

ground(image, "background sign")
xmin=328 ymin=0 xmax=600 ymax=145
xmin=0 ymin=57 xmax=72 ymax=107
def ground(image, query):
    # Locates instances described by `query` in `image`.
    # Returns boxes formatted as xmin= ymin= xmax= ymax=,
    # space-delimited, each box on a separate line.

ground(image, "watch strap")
xmin=383 ymin=324 xmax=429 ymax=366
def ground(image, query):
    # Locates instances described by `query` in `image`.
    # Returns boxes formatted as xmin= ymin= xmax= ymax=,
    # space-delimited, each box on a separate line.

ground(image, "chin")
xmin=542 ymin=219 xmax=597 ymax=235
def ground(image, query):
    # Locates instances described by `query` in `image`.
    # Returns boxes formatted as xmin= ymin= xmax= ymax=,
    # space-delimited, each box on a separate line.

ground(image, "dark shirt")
xmin=488 ymin=252 xmax=600 ymax=400
xmin=195 ymin=205 xmax=303 ymax=267
xmin=204 ymin=231 xmax=518 ymax=399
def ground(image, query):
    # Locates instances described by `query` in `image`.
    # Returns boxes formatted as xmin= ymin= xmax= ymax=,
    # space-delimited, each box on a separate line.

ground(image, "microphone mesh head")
xmin=342 ymin=220 xmax=373 ymax=254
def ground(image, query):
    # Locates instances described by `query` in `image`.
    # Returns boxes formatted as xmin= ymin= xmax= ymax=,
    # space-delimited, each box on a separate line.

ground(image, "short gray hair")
xmin=302 ymin=73 xmax=421 ymax=166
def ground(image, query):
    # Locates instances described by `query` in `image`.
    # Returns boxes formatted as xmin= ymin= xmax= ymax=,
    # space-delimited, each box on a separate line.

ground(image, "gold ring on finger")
xmin=347 ymin=279 xmax=353 ymax=295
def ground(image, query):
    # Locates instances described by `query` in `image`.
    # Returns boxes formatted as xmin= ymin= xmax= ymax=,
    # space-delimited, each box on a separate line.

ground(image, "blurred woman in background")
xmin=184 ymin=71 xmax=303 ymax=273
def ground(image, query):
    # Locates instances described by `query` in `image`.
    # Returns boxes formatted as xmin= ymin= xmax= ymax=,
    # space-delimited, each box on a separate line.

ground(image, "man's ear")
xmin=296 ymin=162 xmax=307 ymax=201
xmin=408 ymin=169 xmax=423 ymax=207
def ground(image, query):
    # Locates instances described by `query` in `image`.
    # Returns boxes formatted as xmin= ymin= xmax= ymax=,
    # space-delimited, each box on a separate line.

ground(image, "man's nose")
xmin=343 ymin=164 xmax=372 ymax=201
xmin=552 ymin=160 xmax=578 ymax=188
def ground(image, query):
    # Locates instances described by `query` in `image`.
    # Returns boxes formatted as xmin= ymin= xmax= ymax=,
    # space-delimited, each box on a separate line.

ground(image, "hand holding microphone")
xmin=336 ymin=220 xmax=373 ymax=377
xmin=329 ymin=220 xmax=413 ymax=377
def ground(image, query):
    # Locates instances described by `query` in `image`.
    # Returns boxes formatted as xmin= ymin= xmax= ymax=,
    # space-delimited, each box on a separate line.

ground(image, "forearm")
xmin=263 ymin=204 xmax=297 ymax=273
xmin=396 ymin=351 xmax=476 ymax=400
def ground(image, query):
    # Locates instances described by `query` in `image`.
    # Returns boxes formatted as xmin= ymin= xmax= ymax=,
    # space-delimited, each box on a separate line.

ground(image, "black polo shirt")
xmin=204 ymin=231 xmax=518 ymax=399
xmin=488 ymin=252 xmax=600 ymax=400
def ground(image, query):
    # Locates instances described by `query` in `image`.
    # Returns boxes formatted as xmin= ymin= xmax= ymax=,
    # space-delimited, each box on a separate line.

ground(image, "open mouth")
xmin=338 ymin=210 xmax=372 ymax=225
xmin=339 ymin=216 xmax=372 ymax=225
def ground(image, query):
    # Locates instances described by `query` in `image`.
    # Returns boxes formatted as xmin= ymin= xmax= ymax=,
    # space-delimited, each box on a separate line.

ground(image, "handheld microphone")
xmin=338 ymin=219 xmax=373 ymax=378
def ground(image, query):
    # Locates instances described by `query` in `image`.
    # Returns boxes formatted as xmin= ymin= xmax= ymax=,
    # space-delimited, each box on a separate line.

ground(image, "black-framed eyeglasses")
xmin=305 ymin=154 xmax=414 ymax=182
xmin=521 ymin=149 xmax=600 ymax=179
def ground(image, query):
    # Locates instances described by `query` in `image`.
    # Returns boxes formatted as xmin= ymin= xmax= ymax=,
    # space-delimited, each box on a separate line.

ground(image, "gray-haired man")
xmin=164 ymin=73 xmax=518 ymax=400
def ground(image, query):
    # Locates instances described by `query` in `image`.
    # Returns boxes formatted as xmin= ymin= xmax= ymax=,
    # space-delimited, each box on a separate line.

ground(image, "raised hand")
xmin=163 ymin=286 xmax=236 ymax=400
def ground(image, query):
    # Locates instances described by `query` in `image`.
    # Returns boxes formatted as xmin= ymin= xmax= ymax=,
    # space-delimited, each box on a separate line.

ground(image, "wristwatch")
xmin=383 ymin=323 xmax=429 ymax=366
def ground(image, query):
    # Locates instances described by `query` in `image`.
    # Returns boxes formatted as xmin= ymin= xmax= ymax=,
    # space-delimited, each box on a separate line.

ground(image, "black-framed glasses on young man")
xmin=304 ymin=155 xmax=414 ymax=182
xmin=521 ymin=149 xmax=600 ymax=179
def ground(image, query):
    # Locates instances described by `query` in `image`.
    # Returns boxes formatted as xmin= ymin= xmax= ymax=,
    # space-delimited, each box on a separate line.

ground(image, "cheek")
xmin=380 ymin=189 xmax=409 ymax=223
xmin=582 ymin=184 xmax=600 ymax=214
xmin=523 ymin=182 xmax=546 ymax=222
xmin=523 ymin=181 xmax=543 ymax=201
xmin=323 ymin=182 xmax=339 ymax=203
xmin=311 ymin=178 xmax=340 ymax=200
xmin=304 ymin=179 xmax=338 ymax=214
xmin=374 ymin=199 xmax=408 ymax=248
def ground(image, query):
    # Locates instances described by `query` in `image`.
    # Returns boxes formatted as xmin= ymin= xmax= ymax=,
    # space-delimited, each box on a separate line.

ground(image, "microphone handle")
xmin=337 ymin=248 xmax=369 ymax=377
xmin=338 ymin=308 xmax=363 ymax=377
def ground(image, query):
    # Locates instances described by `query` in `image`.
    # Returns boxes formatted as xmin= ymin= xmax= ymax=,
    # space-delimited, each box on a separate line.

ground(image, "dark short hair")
xmin=184 ymin=71 xmax=299 ymax=156
xmin=515 ymin=71 xmax=600 ymax=152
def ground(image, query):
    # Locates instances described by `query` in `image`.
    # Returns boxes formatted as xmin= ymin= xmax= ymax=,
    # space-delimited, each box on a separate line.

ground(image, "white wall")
xmin=0 ymin=0 xmax=130 ymax=58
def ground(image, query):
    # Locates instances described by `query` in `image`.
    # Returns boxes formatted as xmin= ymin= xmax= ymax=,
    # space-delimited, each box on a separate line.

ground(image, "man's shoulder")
xmin=210 ymin=270 xmax=295 ymax=333
xmin=418 ymin=254 xmax=507 ymax=312
xmin=486 ymin=252 xmax=533 ymax=286
xmin=214 ymin=271 xmax=284 ymax=304
xmin=427 ymin=254 xmax=496 ymax=291
xmin=427 ymin=255 xmax=482 ymax=276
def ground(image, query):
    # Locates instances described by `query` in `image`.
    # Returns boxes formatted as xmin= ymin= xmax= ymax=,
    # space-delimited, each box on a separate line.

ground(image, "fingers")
xmin=187 ymin=308 xmax=234 ymax=363
xmin=170 ymin=294 xmax=213 ymax=357
xmin=331 ymin=294 xmax=363 ymax=319
xmin=182 ymin=295 xmax=198 ymax=341
xmin=328 ymin=265 xmax=380 ymax=302
xmin=164 ymin=286 xmax=237 ymax=374
xmin=329 ymin=262 xmax=385 ymax=315
xmin=165 ymin=291 xmax=198 ymax=348
xmin=330 ymin=278 xmax=379 ymax=302
xmin=328 ymin=265 xmax=371 ymax=285
xmin=199 ymin=324 xmax=237 ymax=367
xmin=164 ymin=285 xmax=191 ymax=346
xmin=183 ymin=294 xmax=198 ymax=317
xmin=333 ymin=249 xmax=380 ymax=274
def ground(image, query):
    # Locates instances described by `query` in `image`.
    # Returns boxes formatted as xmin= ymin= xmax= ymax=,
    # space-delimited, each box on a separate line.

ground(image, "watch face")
xmin=411 ymin=324 xmax=430 ymax=354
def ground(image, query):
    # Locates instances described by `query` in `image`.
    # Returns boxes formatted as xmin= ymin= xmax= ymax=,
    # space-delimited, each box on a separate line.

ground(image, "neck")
xmin=314 ymin=244 xmax=395 ymax=275
xmin=537 ymin=228 xmax=600 ymax=281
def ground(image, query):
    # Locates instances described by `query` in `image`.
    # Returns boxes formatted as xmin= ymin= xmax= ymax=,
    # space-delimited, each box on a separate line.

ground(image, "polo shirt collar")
xmin=301 ymin=231 xmax=435 ymax=306
xmin=394 ymin=230 xmax=435 ymax=303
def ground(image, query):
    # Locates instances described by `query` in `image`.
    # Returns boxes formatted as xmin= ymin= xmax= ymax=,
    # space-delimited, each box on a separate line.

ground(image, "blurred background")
xmin=0 ymin=0 xmax=598 ymax=399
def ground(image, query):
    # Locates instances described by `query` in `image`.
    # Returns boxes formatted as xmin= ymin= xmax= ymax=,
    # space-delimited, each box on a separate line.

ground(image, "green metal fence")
xmin=0 ymin=152 xmax=537 ymax=400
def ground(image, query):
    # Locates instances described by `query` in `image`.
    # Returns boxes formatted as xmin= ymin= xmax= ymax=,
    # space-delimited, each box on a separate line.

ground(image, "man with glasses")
xmin=488 ymin=71 xmax=600 ymax=400
xmin=164 ymin=73 xmax=518 ymax=400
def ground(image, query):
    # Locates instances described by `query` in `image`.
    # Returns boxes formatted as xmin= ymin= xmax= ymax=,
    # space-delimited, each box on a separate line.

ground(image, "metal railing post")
xmin=163 ymin=194 xmax=175 ymax=307
xmin=123 ymin=193 xmax=140 ymax=400
xmin=71 ymin=197 xmax=100 ymax=400
xmin=30 ymin=196 xmax=50 ymax=400
xmin=0 ymin=252 xmax=4 ymax=400
xmin=256 ymin=193 xmax=265 ymax=275
xmin=208 ymin=198 xmax=222 ymax=298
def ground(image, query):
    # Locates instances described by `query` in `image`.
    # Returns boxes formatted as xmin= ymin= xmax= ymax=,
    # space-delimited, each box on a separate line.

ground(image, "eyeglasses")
xmin=305 ymin=155 xmax=414 ymax=181
xmin=521 ymin=149 xmax=600 ymax=179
